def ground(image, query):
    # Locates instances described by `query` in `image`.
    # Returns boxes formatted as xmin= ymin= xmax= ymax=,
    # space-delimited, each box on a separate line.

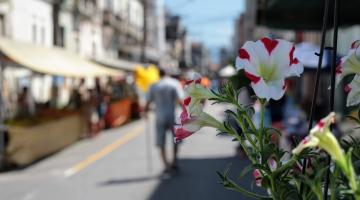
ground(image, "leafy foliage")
xmin=209 ymin=81 xmax=360 ymax=200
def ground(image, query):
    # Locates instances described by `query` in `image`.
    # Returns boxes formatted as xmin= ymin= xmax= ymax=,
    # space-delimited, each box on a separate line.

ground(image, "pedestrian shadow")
xmin=147 ymin=156 xmax=266 ymax=200
xmin=99 ymin=175 xmax=160 ymax=186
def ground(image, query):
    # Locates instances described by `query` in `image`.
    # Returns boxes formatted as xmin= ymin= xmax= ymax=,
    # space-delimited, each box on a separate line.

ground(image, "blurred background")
xmin=0 ymin=0 xmax=359 ymax=199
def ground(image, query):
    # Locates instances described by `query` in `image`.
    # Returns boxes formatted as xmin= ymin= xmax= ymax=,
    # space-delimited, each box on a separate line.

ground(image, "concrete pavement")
xmin=0 ymin=104 xmax=264 ymax=200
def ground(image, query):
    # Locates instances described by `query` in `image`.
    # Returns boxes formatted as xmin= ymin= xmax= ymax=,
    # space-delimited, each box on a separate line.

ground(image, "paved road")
xmin=0 ymin=104 xmax=264 ymax=200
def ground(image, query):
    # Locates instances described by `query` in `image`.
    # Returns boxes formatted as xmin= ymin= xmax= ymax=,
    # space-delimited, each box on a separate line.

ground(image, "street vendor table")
xmin=5 ymin=113 xmax=84 ymax=166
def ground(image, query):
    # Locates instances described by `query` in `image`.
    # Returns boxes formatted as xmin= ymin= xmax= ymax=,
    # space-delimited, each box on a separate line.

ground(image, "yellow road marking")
xmin=64 ymin=126 xmax=143 ymax=177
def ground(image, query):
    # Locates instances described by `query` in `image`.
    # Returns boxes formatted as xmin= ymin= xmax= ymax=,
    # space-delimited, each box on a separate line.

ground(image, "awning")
xmin=0 ymin=37 xmax=123 ymax=77
xmin=94 ymin=57 xmax=140 ymax=71
xmin=257 ymin=0 xmax=360 ymax=30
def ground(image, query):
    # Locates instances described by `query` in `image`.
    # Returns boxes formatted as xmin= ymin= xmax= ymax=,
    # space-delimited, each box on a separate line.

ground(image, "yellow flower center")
xmin=257 ymin=63 xmax=280 ymax=83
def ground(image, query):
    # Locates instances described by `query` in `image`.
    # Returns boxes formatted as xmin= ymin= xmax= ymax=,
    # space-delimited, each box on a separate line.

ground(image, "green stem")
xmin=234 ymin=101 xmax=257 ymax=133
xmin=227 ymin=178 xmax=270 ymax=199
xmin=235 ymin=116 xmax=259 ymax=151
xmin=346 ymin=166 xmax=359 ymax=199
xmin=259 ymin=99 xmax=266 ymax=150
xmin=222 ymin=126 xmax=257 ymax=164
xmin=273 ymin=155 xmax=298 ymax=177
xmin=269 ymin=177 xmax=276 ymax=199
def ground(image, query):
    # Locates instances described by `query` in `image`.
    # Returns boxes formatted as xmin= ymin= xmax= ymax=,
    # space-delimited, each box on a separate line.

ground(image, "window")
xmin=41 ymin=27 xmax=45 ymax=44
xmin=0 ymin=15 xmax=5 ymax=36
xmin=59 ymin=26 xmax=65 ymax=47
xmin=32 ymin=24 xmax=37 ymax=43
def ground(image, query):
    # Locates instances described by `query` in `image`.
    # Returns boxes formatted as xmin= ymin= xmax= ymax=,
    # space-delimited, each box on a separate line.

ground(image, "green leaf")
xmin=216 ymin=169 xmax=269 ymax=199
xmin=265 ymin=127 xmax=282 ymax=137
xmin=238 ymin=164 xmax=254 ymax=179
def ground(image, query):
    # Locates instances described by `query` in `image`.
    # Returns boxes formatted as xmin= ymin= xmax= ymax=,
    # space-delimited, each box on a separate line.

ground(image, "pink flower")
xmin=253 ymin=169 xmax=262 ymax=186
xmin=236 ymin=37 xmax=304 ymax=100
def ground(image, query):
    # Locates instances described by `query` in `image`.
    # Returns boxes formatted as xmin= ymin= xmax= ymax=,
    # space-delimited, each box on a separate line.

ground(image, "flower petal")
xmin=347 ymin=75 xmax=360 ymax=107
xmin=351 ymin=40 xmax=360 ymax=49
xmin=260 ymin=37 xmax=279 ymax=55
xmin=236 ymin=41 xmax=260 ymax=74
xmin=180 ymin=104 xmax=191 ymax=125
xmin=269 ymin=39 xmax=303 ymax=77
xmin=245 ymin=71 xmax=261 ymax=84
xmin=267 ymin=79 xmax=286 ymax=100
xmin=174 ymin=125 xmax=195 ymax=143
xmin=253 ymin=169 xmax=262 ymax=186
xmin=251 ymin=79 xmax=286 ymax=101
xmin=336 ymin=42 xmax=360 ymax=85
xmin=292 ymin=136 xmax=319 ymax=155
xmin=268 ymin=158 xmax=277 ymax=171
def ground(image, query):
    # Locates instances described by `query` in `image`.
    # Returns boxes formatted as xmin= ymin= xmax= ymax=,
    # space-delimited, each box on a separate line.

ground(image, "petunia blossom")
xmin=293 ymin=112 xmax=358 ymax=193
xmin=336 ymin=40 xmax=360 ymax=85
xmin=292 ymin=112 xmax=345 ymax=167
xmin=345 ymin=75 xmax=360 ymax=107
xmin=236 ymin=37 xmax=304 ymax=101
xmin=174 ymin=79 xmax=223 ymax=142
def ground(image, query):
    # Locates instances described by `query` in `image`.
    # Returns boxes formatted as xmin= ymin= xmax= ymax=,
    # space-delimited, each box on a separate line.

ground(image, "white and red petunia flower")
xmin=174 ymin=79 xmax=223 ymax=142
xmin=345 ymin=75 xmax=360 ymax=107
xmin=336 ymin=40 xmax=360 ymax=85
xmin=236 ymin=37 xmax=304 ymax=101
xmin=292 ymin=112 xmax=345 ymax=167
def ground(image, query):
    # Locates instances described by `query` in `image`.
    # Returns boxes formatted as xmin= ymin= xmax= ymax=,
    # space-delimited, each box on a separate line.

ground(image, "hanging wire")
xmin=299 ymin=0 xmax=331 ymax=195
xmin=323 ymin=0 xmax=339 ymax=199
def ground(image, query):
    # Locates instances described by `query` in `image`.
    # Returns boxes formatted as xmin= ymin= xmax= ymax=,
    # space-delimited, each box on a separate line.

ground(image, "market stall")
xmin=0 ymin=37 xmax=124 ymax=166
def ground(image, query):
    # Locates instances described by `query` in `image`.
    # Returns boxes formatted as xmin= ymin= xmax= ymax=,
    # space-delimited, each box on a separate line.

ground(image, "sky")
xmin=164 ymin=0 xmax=245 ymax=61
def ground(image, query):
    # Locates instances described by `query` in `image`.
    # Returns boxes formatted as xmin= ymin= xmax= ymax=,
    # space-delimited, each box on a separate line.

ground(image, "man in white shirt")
xmin=145 ymin=68 xmax=184 ymax=174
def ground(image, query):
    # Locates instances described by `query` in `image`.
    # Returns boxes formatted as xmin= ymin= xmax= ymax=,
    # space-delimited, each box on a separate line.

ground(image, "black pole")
xmin=299 ymin=0 xmax=331 ymax=195
xmin=323 ymin=0 xmax=339 ymax=199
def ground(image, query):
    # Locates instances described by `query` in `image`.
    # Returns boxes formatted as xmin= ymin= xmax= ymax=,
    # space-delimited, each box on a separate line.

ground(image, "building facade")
xmin=0 ymin=0 xmax=53 ymax=46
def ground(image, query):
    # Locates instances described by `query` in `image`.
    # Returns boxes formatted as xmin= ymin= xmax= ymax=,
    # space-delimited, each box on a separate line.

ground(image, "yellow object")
xmin=134 ymin=64 xmax=160 ymax=92
xmin=0 ymin=37 xmax=123 ymax=77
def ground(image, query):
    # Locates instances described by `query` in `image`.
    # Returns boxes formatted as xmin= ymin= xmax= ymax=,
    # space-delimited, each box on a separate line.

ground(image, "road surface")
xmin=0 ymin=104 xmax=264 ymax=200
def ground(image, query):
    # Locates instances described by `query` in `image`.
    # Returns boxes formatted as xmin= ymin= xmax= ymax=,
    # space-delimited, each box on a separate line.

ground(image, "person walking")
xmin=144 ymin=68 xmax=184 ymax=175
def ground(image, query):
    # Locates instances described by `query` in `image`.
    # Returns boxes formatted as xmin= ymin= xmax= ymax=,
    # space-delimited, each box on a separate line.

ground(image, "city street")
xmin=0 ymin=104 xmax=261 ymax=200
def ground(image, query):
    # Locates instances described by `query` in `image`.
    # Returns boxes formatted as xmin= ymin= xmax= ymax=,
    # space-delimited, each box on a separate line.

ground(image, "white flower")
xmin=236 ymin=37 xmax=304 ymax=101
xmin=345 ymin=75 xmax=360 ymax=107
xmin=336 ymin=40 xmax=360 ymax=85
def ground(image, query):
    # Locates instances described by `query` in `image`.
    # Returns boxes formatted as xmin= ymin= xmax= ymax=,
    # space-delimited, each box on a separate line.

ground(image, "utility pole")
xmin=141 ymin=0 xmax=148 ymax=63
